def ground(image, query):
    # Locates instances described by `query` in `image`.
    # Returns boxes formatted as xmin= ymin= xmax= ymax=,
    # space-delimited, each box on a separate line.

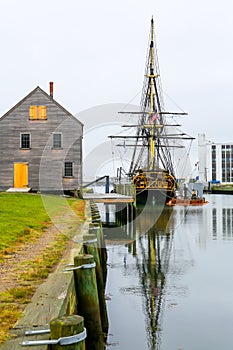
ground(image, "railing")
xmin=82 ymin=175 xmax=110 ymax=193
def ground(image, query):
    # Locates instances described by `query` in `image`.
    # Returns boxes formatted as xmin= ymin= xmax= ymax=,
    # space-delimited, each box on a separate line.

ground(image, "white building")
xmin=198 ymin=133 xmax=233 ymax=184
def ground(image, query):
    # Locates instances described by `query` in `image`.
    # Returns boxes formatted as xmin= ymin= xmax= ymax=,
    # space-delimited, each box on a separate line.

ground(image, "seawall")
xmin=0 ymin=200 xmax=108 ymax=350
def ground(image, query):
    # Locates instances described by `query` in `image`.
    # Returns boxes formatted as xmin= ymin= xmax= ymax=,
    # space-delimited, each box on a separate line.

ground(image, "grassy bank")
xmin=0 ymin=193 xmax=86 ymax=344
xmin=0 ymin=192 xmax=85 ymax=253
xmin=0 ymin=193 xmax=50 ymax=251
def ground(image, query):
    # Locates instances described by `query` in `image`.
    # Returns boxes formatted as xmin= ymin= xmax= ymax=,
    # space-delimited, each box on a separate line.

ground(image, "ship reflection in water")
xmin=103 ymin=201 xmax=174 ymax=350
xmin=103 ymin=194 xmax=233 ymax=350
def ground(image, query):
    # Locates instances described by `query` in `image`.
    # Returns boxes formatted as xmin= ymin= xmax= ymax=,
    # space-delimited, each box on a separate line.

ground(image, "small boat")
xmin=166 ymin=195 xmax=208 ymax=206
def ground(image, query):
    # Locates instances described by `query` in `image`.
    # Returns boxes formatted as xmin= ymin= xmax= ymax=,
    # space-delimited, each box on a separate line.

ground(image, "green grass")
xmin=0 ymin=304 xmax=22 ymax=343
xmin=0 ymin=286 xmax=35 ymax=304
xmin=0 ymin=193 xmax=85 ymax=251
xmin=19 ymin=233 xmax=69 ymax=281
xmin=0 ymin=193 xmax=50 ymax=250
xmin=0 ymin=193 xmax=86 ymax=344
xmin=0 ymin=233 xmax=70 ymax=344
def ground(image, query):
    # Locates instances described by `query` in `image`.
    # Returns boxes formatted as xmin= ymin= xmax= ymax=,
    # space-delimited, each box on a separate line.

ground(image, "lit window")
xmin=64 ymin=162 xmax=73 ymax=177
xmin=21 ymin=134 xmax=30 ymax=149
xmin=29 ymin=106 xmax=47 ymax=120
xmin=53 ymin=133 xmax=62 ymax=148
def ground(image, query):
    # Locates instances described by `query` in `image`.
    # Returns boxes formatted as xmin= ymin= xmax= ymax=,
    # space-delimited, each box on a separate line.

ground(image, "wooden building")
xmin=0 ymin=83 xmax=83 ymax=193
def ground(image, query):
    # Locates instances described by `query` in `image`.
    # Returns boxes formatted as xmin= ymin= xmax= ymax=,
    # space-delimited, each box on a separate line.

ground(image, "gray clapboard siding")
xmin=0 ymin=86 xmax=83 ymax=192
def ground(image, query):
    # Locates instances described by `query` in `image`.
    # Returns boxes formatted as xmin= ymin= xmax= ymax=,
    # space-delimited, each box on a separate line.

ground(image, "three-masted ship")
xmin=110 ymin=17 xmax=193 ymax=205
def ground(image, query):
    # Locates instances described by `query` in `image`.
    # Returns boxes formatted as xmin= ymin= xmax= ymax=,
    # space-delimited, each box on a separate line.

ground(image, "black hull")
xmin=136 ymin=188 xmax=175 ymax=206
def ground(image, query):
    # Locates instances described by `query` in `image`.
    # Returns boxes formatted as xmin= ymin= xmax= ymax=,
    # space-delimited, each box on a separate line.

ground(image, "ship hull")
xmin=133 ymin=169 xmax=176 ymax=206
xmin=136 ymin=187 xmax=175 ymax=206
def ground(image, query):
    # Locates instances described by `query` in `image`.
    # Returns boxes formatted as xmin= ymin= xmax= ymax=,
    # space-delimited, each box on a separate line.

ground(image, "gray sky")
xmin=1 ymin=0 xmax=233 ymax=155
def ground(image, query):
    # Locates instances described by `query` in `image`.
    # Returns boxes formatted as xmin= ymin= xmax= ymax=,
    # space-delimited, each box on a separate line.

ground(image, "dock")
xmin=83 ymin=192 xmax=134 ymax=203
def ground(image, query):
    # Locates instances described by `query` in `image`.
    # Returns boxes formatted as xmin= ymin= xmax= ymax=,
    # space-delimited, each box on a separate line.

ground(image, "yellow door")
xmin=14 ymin=163 xmax=28 ymax=188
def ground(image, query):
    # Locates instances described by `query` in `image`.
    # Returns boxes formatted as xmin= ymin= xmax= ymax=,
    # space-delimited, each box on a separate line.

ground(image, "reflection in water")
xmin=132 ymin=206 xmax=173 ymax=350
xmin=222 ymin=208 xmax=233 ymax=239
xmin=104 ymin=202 xmax=174 ymax=350
xmin=104 ymin=195 xmax=233 ymax=350
xmin=212 ymin=208 xmax=217 ymax=239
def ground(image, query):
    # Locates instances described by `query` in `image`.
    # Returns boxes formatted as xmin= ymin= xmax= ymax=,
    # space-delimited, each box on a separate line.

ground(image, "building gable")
xmin=0 ymin=85 xmax=83 ymax=127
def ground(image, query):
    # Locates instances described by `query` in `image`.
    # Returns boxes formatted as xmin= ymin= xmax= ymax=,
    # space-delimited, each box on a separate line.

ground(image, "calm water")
xmin=102 ymin=194 xmax=233 ymax=350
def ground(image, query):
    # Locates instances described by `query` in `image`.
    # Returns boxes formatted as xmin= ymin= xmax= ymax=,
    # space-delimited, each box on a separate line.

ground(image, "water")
xmin=103 ymin=194 xmax=233 ymax=350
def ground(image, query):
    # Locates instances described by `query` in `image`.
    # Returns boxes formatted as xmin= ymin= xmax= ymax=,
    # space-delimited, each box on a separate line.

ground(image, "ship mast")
xmin=135 ymin=17 xmax=176 ymax=176
xmin=147 ymin=17 xmax=158 ymax=170
xmin=109 ymin=18 xmax=189 ymax=178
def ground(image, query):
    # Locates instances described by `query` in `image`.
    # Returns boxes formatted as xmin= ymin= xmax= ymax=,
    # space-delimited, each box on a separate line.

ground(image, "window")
xmin=29 ymin=106 xmax=47 ymax=120
xmin=212 ymin=144 xmax=216 ymax=181
xmin=64 ymin=162 xmax=73 ymax=177
xmin=53 ymin=133 xmax=62 ymax=149
xmin=21 ymin=133 xmax=30 ymax=149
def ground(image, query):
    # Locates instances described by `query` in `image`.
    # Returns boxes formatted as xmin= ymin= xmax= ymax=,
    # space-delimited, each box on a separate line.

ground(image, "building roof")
xmin=0 ymin=85 xmax=84 ymax=127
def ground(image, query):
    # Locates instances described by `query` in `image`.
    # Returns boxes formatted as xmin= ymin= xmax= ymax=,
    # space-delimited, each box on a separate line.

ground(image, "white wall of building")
xmin=198 ymin=133 xmax=233 ymax=184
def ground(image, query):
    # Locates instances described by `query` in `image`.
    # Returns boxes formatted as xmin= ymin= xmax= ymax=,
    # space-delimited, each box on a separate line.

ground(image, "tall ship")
xmin=110 ymin=17 xmax=194 ymax=205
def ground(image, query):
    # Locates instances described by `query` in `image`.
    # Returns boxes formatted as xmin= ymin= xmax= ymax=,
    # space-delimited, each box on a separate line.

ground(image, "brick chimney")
xmin=49 ymin=82 xmax=54 ymax=98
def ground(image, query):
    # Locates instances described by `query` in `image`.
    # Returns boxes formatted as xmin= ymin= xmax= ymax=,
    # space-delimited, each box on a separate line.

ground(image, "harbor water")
xmin=102 ymin=194 xmax=233 ymax=350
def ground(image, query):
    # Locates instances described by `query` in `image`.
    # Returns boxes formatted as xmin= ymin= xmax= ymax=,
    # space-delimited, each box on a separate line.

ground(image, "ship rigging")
xmin=109 ymin=17 xmax=194 ymax=205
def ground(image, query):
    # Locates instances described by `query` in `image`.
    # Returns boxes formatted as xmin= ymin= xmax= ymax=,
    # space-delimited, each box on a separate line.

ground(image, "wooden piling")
xmin=83 ymin=234 xmax=109 ymax=334
xmin=89 ymin=223 xmax=107 ymax=285
xmin=89 ymin=223 xmax=107 ymax=262
xmin=50 ymin=315 xmax=85 ymax=350
xmin=73 ymin=254 xmax=104 ymax=350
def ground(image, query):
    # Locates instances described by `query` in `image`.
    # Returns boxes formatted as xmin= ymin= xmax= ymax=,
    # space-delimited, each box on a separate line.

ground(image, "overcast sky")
xmin=1 ymin=0 xmax=233 ymax=154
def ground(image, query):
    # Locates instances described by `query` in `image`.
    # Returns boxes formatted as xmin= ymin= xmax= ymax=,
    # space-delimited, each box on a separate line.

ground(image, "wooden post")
xmin=74 ymin=254 xmax=104 ymax=350
xmin=83 ymin=234 xmax=109 ymax=334
xmin=91 ymin=213 xmax=100 ymax=219
xmin=89 ymin=213 xmax=107 ymax=285
xmin=89 ymin=223 xmax=107 ymax=266
xmin=50 ymin=315 xmax=85 ymax=350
